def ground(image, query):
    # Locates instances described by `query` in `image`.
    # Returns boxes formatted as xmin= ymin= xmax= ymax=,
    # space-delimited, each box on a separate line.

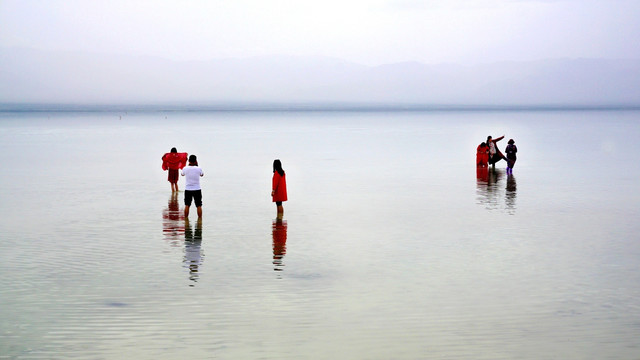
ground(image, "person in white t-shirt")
xmin=181 ymin=155 xmax=204 ymax=218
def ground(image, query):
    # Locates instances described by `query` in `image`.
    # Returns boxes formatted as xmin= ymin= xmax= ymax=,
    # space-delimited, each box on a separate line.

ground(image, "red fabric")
xmin=476 ymin=144 xmax=489 ymax=167
xmin=162 ymin=152 xmax=188 ymax=171
xmin=272 ymin=172 xmax=288 ymax=202
xmin=167 ymin=168 xmax=179 ymax=183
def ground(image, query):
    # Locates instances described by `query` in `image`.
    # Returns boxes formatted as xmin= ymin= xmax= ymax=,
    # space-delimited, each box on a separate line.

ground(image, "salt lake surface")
xmin=1 ymin=108 xmax=639 ymax=359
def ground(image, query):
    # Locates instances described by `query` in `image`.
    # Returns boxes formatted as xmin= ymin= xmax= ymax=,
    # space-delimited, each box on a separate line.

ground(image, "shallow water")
xmin=1 ymin=109 xmax=639 ymax=359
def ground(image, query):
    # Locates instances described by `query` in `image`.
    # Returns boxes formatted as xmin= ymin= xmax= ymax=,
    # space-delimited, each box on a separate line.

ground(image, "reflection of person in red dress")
xmin=162 ymin=147 xmax=188 ymax=192
xmin=272 ymin=219 xmax=287 ymax=272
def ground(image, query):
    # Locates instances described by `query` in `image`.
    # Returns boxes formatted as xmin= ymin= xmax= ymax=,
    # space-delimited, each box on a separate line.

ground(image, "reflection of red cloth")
xmin=476 ymin=144 xmax=489 ymax=167
xmin=476 ymin=166 xmax=489 ymax=182
xmin=272 ymin=172 xmax=287 ymax=202
xmin=162 ymin=152 xmax=188 ymax=170
xmin=163 ymin=196 xmax=185 ymax=246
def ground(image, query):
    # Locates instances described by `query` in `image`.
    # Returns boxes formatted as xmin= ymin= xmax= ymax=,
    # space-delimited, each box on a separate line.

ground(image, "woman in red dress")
xmin=271 ymin=159 xmax=288 ymax=219
xmin=162 ymin=147 xmax=188 ymax=192
xmin=476 ymin=142 xmax=489 ymax=167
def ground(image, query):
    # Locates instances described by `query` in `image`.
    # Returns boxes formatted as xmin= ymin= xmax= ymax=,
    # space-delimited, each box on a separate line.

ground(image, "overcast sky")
xmin=1 ymin=0 xmax=639 ymax=66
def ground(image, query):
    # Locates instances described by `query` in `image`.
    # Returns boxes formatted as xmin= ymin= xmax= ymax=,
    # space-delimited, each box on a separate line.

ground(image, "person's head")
xmin=508 ymin=139 xmax=515 ymax=145
xmin=487 ymin=136 xmax=492 ymax=142
xmin=273 ymin=159 xmax=284 ymax=176
xmin=189 ymin=154 xmax=198 ymax=166
xmin=480 ymin=142 xmax=487 ymax=147
xmin=171 ymin=147 xmax=177 ymax=153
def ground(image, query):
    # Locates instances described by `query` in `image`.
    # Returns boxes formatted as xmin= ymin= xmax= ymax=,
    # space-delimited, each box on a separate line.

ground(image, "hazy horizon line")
xmin=2 ymin=102 xmax=640 ymax=113
xmin=3 ymin=45 xmax=640 ymax=68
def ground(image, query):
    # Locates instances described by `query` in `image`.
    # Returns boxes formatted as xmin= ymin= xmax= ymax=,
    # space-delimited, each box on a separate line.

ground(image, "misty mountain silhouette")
xmin=1 ymin=47 xmax=639 ymax=106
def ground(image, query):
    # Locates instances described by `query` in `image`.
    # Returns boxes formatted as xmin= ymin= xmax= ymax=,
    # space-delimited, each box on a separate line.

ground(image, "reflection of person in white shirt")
xmin=181 ymin=155 xmax=204 ymax=218
xmin=184 ymin=218 xmax=203 ymax=285
xmin=486 ymin=135 xmax=508 ymax=166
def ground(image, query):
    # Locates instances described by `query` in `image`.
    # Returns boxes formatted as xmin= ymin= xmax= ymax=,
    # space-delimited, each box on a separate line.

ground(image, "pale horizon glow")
xmin=1 ymin=0 xmax=639 ymax=66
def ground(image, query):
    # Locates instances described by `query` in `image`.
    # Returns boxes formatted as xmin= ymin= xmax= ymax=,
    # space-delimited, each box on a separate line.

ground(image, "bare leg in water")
xmin=184 ymin=205 xmax=202 ymax=218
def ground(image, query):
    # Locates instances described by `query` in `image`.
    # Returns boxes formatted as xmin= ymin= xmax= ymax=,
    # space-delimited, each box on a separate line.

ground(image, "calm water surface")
xmin=1 ymin=109 xmax=639 ymax=359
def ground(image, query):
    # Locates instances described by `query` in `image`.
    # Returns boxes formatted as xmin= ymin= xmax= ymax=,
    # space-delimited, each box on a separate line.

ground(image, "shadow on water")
xmin=184 ymin=218 xmax=204 ymax=286
xmin=272 ymin=219 xmax=287 ymax=274
xmin=476 ymin=166 xmax=517 ymax=214
xmin=162 ymin=192 xmax=184 ymax=247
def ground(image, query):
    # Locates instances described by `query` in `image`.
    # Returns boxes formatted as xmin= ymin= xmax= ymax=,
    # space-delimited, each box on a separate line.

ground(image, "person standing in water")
xmin=487 ymin=135 xmax=508 ymax=167
xmin=182 ymin=155 xmax=204 ymax=218
xmin=271 ymin=159 xmax=288 ymax=219
xmin=162 ymin=147 xmax=188 ymax=192
xmin=476 ymin=142 xmax=489 ymax=167
xmin=505 ymin=139 xmax=518 ymax=174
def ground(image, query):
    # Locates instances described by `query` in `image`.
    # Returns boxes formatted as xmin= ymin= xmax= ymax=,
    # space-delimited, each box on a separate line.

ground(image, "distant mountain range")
xmin=1 ymin=47 xmax=639 ymax=107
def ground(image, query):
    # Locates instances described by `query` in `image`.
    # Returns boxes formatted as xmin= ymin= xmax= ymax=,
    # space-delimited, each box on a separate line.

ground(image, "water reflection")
xmin=272 ymin=219 xmax=287 ymax=273
xmin=476 ymin=167 xmax=517 ymax=213
xmin=505 ymin=174 xmax=517 ymax=214
xmin=184 ymin=218 xmax=204 ymax=286
xmin=162 ymin=192 xmax=184 ymax=247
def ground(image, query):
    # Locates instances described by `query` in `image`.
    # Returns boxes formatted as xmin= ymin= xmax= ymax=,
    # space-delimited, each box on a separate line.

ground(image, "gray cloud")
xmin=1 ymin=0 xmax=639 ymax=65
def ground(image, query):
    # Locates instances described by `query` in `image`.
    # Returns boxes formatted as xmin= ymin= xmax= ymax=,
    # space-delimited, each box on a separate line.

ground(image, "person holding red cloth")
xmin=162 ymin=147 xmax=188 ymax=192
xmin=476 ymin=142 xmax=489 ymax=167
xmin=271 ymin=159 xmax=288 ymax=219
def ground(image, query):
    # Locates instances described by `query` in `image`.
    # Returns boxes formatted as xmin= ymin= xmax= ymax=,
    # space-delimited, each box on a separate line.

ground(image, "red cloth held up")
xmin=162 ymin=152 xmax=188 ymax=171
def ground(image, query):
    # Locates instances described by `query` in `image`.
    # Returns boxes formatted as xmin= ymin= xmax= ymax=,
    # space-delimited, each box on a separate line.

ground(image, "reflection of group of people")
xmin=476 ymin=164 xmax=517 ymax=213
xmin=163 ymin=148 xmax=289 ymax=219
xmin=476 ymin=135 xmax=518 ymax=174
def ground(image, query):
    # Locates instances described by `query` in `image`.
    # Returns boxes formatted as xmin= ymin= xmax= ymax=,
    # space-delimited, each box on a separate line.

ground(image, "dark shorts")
xmin=184 ymin=190 xmax=202 ymax=207
xmin=275 ymin=201 xmax=282 ymax=206
xmin=167 ymin=168 xmax=179 ymax=183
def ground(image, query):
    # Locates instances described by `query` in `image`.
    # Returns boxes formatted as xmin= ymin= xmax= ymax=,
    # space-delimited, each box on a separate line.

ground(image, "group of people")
xmin=476 ymin=135 xmax=518 ymax=174
xmin=162 ymin=148 xmax=288 ymax=219
xmin=162 ymin=138 xmax=515 ymax=220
